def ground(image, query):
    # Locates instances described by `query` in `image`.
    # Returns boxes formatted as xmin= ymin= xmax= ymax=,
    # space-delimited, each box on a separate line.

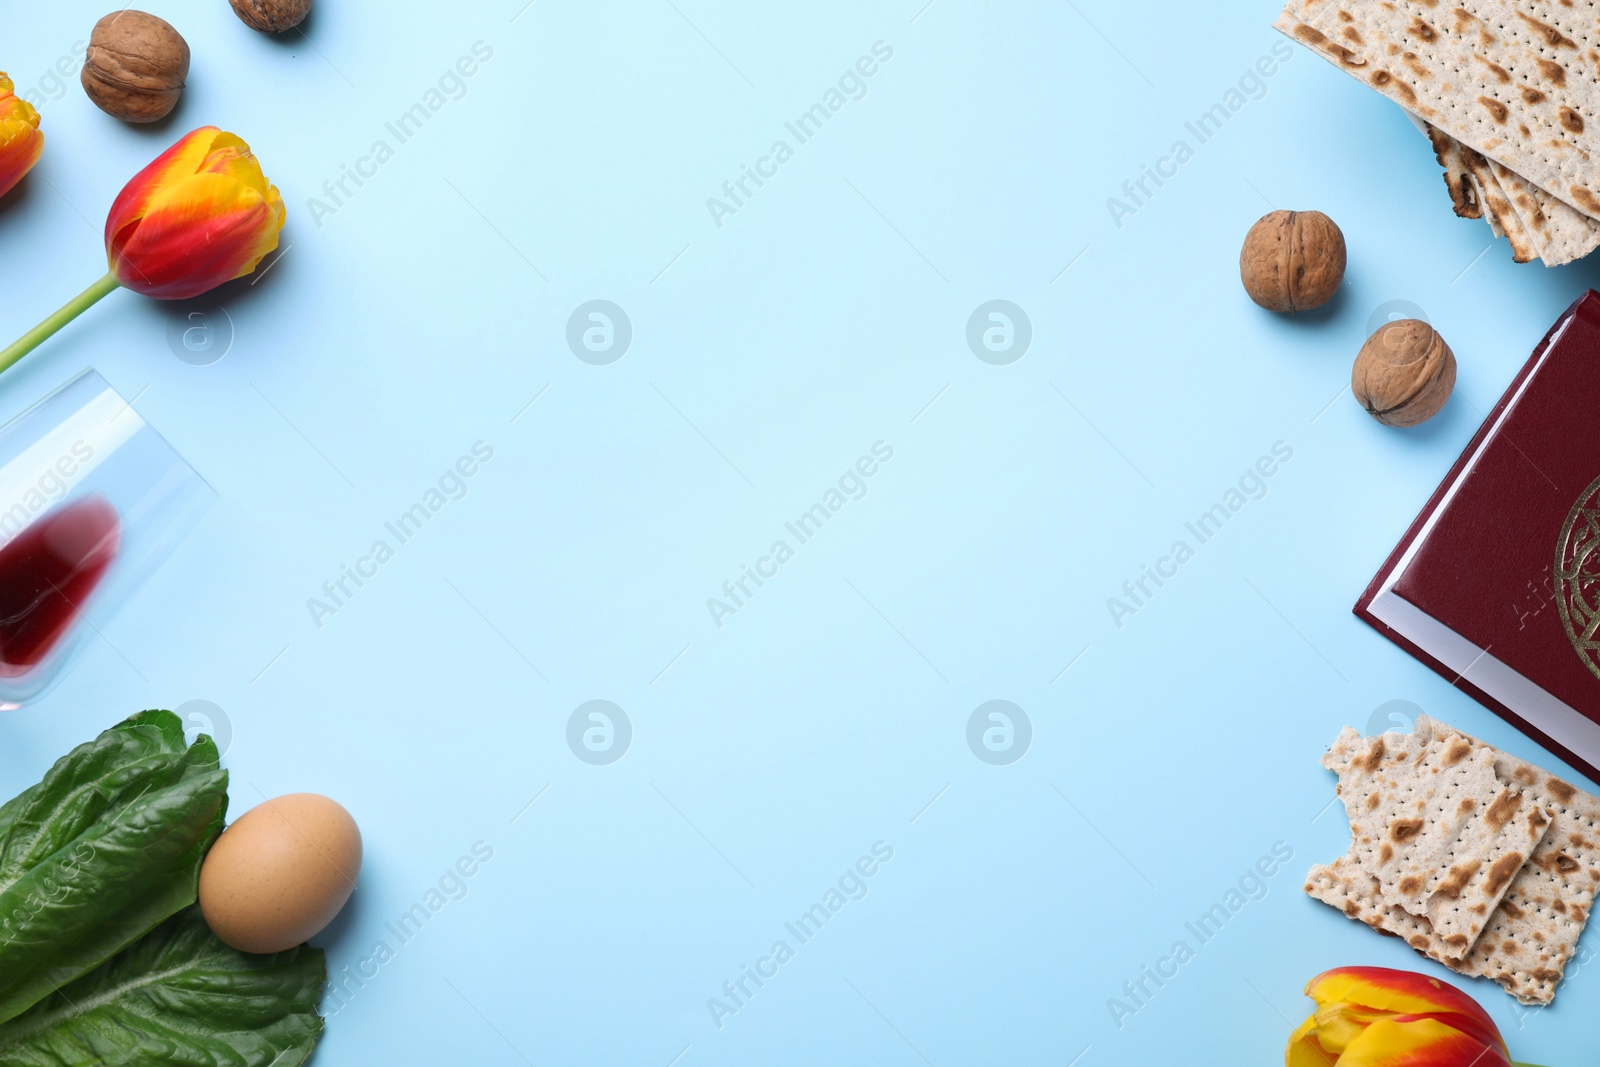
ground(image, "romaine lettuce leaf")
xmin=0 ymin=906 xmax=324 ymax=1067
xmin=0 ymin=711 xmax=227 ymax=1025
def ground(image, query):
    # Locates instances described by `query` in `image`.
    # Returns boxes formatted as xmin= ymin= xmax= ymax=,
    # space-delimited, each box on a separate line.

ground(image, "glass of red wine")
xmin=0 ymin=370 xmax=213 ymax=707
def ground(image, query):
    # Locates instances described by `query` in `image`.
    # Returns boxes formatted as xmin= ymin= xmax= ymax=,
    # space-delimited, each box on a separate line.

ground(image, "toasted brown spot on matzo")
xmin=1486 ymin=853 xmax=1522 ymax=894
xmin=1570 ymin=187 xmax=1600 ymax=217
xmin=1486 ymin=791 xmax=1524 ymax=830
xmin=1538 ymin=58 xmax=1568 ymax=86
xmin=1439 ymin=861 xmax=1483 ymax=898
xmin=1518 ymin=11 xmax=1577 ymax=49
xmin=1392 ymin=818 xmax=1425 ymax=843
xmin=1474 ymin=55 xmax=1512 ymax=83
xmin=1353 ymin=738 xmax=1386 ymax=772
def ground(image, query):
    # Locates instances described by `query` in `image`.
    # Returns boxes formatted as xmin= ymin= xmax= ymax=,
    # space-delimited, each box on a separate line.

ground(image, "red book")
xmin=1356 ymin=291 xmax=1600 ymax=784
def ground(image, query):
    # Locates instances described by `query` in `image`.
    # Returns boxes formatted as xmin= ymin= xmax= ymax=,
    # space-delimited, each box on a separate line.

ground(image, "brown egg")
xmin=199 ymin=793 xmax=361 ymax=954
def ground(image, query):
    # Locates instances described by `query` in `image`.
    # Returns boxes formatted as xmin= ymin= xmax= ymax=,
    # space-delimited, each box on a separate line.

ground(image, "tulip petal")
xmin=1335 ymin=1017 xmax=1510 ymax=1067
xmin=102 ymin=127 xmax=227 ymax=248
xmin=1312 ymin=1002 xmax=1384 ymax=1054
xmin=1288 ymin=1015 xmax=1340 ymax=1067
xmin=1304 ymin=969 xmax=1506 ymax=1056
xmin=195 ymin=139 xmax=272 ymax=202
xmin=1306 ymin=968 xmax=1486 ymax=1019
xmin=0 ymin=74 xmax=43 ymax=200
xmin=109 ymin=172 xmax=282 ymax=299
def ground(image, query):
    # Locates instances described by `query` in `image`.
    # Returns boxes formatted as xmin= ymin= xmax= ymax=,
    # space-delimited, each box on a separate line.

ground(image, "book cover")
xmin=1356 ymin=291 xmax=1600 ymax=780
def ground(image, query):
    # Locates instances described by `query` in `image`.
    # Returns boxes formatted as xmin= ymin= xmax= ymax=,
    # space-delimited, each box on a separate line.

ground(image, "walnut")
xmin=1239 ymin=209 xmax=1346 ymax=313
xmin=230 ymin=0 xmax=312 ymax=34
xmin=81 ymin=11 xmax=189 ymax=124
xmin=1352 ymin=319 xmax=1456 ymax=427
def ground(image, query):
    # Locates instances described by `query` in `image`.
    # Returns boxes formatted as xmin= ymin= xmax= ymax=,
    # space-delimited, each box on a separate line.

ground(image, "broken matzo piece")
xmin=1324 ymin=727 xmax=1552 ymax=958
xmin=1313 ymin=716 xmax=1600 ymax=1004
xmin=1306 ymin=852 xmax=1572 ymax=1006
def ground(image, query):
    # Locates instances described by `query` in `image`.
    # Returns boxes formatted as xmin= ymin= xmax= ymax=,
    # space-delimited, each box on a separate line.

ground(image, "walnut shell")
xmin=230 ymin=0 xmax=312 ymax=34
xmin=81 ymin=11 xmax=189 ymax=124
xmin=1239 ymin=209 xmax=1347 ymax=313
xmin=1352 ymin=320 xmax=1456 ymax=427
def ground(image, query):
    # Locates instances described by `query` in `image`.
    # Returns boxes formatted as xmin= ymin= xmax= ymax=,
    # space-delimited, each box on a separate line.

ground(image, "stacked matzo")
xmin=1308 ymin=715 xmax=1600 ymax=1005
xmin=1275 ymin=0 xmax=1600 ymax=266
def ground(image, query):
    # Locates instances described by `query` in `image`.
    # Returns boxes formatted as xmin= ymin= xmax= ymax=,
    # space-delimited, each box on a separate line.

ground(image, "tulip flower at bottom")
xmin=1288 ymin=968 xmax=1550 ymax=1067
xmin=0 ymin=127 xmax=283 ymax=378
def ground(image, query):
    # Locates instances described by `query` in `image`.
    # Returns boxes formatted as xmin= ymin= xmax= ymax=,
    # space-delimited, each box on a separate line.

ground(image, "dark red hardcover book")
xmin=1355 ymin=291 xmax=1600 ymax=785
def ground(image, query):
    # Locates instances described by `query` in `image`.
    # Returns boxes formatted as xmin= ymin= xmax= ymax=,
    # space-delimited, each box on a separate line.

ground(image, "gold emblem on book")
xmin=1556 ymin=474 xmax=1600 ymax=681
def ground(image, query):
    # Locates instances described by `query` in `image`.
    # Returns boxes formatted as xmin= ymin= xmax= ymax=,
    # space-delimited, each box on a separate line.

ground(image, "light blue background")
xmin=3 ymin=1 xmax=1598 ymax=1063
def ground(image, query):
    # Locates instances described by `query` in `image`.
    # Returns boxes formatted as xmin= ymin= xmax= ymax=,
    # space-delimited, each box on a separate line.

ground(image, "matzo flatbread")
xmin=1484 ymin=155 xmax=1600 ymax=266
xmin=1422 ymin=121 xmax=1484 ymax=219
xmin=1307 ymin=855 xmax=1446 ymax=955
xmin=1324 ymin=727 xmax=1551 ymax=958
xmin=1466 ymin=148 xmax=1539 ymax=260
xmin=1432 ymin=718 xmax=1600 ymax=985
xmin=1275 ymin=0 xmax=1600 ymax=224
xmin=1310 ymin=716 xmax=1600 ymax=1005
xmin=1412 ymin=110 xmax=1588 ymax=263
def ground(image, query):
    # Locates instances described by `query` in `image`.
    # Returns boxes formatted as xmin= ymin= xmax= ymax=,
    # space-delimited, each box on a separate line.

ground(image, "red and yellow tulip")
xmin=0 ymin=126 xmax=283 ymax=376
xmin=1288 ymin=968 xmax=1546 ymax=1067
xmin=0 ymin=74 xmax=43 ymax=200
xmin=106 ymin=126 xmax=285 ymax=300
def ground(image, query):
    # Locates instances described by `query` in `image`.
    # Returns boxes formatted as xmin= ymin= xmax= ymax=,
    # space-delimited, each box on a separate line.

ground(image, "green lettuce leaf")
xmin=0 ymin=711 xmax=228 ymax=1025
xmin=0 ymin=906 xmax=325 ymax=1067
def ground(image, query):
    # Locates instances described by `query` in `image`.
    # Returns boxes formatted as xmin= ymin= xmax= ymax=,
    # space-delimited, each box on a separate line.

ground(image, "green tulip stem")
xmin=1513 ymin=1061 xmax=1556 ymax=1066
xmin=0 ymin=272 xmax=121 ymax=377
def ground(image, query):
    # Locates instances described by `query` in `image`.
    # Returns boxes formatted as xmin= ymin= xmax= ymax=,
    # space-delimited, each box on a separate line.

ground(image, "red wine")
xmin=0 ymin=495 xmax=120 ymax=676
